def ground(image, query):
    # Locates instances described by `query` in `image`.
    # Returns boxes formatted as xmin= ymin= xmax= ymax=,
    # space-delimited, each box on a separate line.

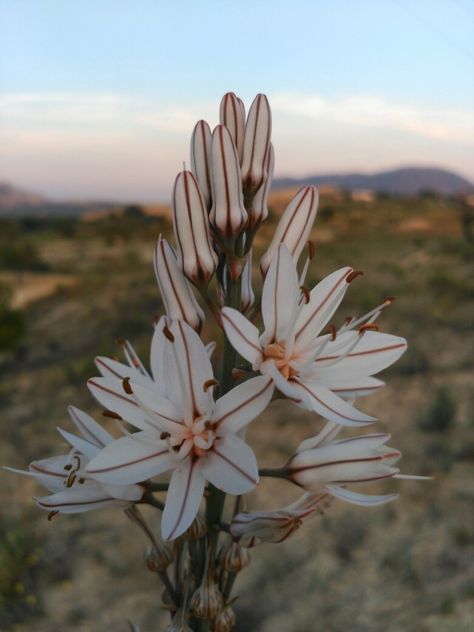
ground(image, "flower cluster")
xmin=7 ymin=91 xmax=425 ymax=631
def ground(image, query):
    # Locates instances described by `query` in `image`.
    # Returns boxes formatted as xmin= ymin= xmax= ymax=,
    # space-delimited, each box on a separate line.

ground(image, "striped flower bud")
xmin=248 ymin=142 xmax=274 ymax=230
xmin=212 ymin=606 xmax=236 ymax=632
xmin=173 ymin=170 xmax=218 ymax=286
xmin=240 ymin=251 xmax=255 ymax=315
xmin=144 ymin=542 xmax=174 ymax=572
xmin=260 ymin=185 xmax=318 ymax=276
xmin=209 ymin=125 xmax=248 ymax=240
xmin=154 ymin=237 xmax=205 ymax=332
xmin=241 ymin=93 xmax=272 ymax=194
xmin=190 ymin=120 xmax=212 ymax=210
xmin=222 ymin=541 xmax=250 ymax=572
xmin=219 ymin=92 xmax=245 ymax=163
xmin=190 ymin=572 xmax=224 ymax=620
xmin=183 ymin=512 xmax=207 ymax=541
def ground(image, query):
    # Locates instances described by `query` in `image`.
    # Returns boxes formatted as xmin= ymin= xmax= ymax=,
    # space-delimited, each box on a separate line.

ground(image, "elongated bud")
xmin=242 ymin=93 xmax=272 ymax=194
xmin=190 ymin=572 xmax=224 ymax=620
xmin=173 ymin=170 xmax=218 ymax=285
xmin=212 ymin=606 xmax=236 ymax=632
xmin=154 ymin=237 xmax=205 ymax=332
xmin=191 ymin=120 xmax=212 ymax=210
xmin=183 ymin=512 xmax=207 ymax=540
xmin=209 ymin=125 xmax=248 ymax=240
xmin=144 ymin=542 xmax=174 ymax=572
xmin=219 ymin=92 xmax=245 ymax=163
xmin=240 ymin=251 xmax=255 ymax=315
xmin=222 ymin=541 xmax=250 ymax=572
xmin=248 ymin=142 xmax=274 ymax=230
xmin=260 ymin=185 xmax=318 ymax=276
xmin=230 ymin=510 xmax=303 ymax=546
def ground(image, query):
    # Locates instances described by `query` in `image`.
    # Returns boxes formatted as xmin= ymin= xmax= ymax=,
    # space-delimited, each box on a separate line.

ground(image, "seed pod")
xmin=173 ymin=170 xmax=218 ymax=286
xmin=212 ymin=606 xmax=236 ymax=632
xmin=222 ymin=541 xmax=250 ymax=573
xmin=209 ymin=125 xmax=248 ymax=240
xmin=191 ymin=120 xmax=212 ymax=210
xmin=241 ymin=93 xmax=272 ymax=194
xmin=144 ymin=542 xmax=174 ymax=572
xmin=190 ymin=573 xmax=224 ymax=620
xmin=219 ymin=92 xmax=245 ymax=163
xmin=260 ymin=185 xmax=318 ymax=276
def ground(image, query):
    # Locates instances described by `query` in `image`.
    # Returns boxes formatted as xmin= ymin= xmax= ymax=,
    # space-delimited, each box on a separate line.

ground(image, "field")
xmin=1 ymin=191 xmax=473 ymax=631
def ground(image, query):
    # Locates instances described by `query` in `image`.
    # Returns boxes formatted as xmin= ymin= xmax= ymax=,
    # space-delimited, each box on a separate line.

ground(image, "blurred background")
xmin=0 ymin=1 xmax=473 ymax=630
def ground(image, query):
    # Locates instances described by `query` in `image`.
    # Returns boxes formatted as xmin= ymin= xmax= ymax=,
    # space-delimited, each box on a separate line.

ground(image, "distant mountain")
xmin=273 ymin=167 xmax=474 ymax=196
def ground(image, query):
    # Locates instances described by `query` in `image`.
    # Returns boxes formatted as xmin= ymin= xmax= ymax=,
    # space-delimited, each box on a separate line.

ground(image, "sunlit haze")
xmin=1 ymin=0 xmax=473 ymax=201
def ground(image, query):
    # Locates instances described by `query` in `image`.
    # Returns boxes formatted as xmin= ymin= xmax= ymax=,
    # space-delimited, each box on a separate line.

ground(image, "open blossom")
xmin=230 ymin=492 xmax=332 ymax=547
xmin=222 ymin=244 xmax=407 ymax=426
xmin=286 ymin=421 xmax=402 ymax=506
xmin=86 ymin=319 xmax=274 ymax=540
xmin=5 ymin=406 xmax=144 ymax=513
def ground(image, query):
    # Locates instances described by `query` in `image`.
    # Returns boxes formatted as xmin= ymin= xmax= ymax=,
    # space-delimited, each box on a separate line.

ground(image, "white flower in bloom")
xmin=286 ymin=421 xmax=402 ymax=505
xmin=222 ymin=244 xmax=407 ymax=426
xmin=5 ymin=406 xmax=143 ymax=513
xmin=230 ymin=492 xmax=331 ymax=546
xmin=86 ymin=319 xmax=273 ymax=540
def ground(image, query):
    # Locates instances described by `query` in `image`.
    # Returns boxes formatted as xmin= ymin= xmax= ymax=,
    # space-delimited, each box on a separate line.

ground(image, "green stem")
xmin=259 ymin=467 xmax=288 ymax=479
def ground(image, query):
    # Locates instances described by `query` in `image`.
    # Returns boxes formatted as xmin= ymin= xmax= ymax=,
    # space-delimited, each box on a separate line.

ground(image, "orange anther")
xmin=163 ymin=325 xmax=175 ymax=342
xmin=326 ymin=324 xmax=337 ymax=341
xmin=300 ymin=286 xmax=310 ymax=304
xmin=346 ymin=270 xmax=364 ymax=283
xmin=102 ymin=410 xmax=122 ymax=420
xmin=122 ymin=377 xmax=133 ymax=394
xmin=359 ymin=323 xmax=379 ymax=333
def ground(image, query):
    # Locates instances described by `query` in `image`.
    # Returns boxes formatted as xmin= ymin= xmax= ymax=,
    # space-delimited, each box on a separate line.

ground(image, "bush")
xmin=418 ymin=386 xmax=457 ymax=433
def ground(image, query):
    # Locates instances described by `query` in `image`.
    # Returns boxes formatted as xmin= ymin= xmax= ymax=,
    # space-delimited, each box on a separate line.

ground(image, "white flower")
xmin=5 ymin=406 xmax=144 ymax=514
xmin=241 ymin=93 xmax=272 ymax=194
xmin=286 ymin=421 xmax=401 ymax=506
xmin=230 ymin=492 xmax=331 ymax=546
xmin=190 ymin=119 xmax=212 ymax=210
xmin=222 ymin=245 xmax=407 ymax=426
xmin=86 ymin=319 xmax=274 ymax=540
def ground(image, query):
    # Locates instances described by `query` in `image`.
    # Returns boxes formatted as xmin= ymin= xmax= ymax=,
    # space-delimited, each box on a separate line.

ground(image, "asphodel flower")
xmin=241 ymin=93 xmax=272 ymax=195
xmin=219 ymin=91 xmax=245 ymax=163
xmin=5 ymin=406 xmax=144 ymax=514
xmin=190 ymin=119 xmax=212 ymax=210
xmin=86 ymin=319 xmax=274 ymax=540
xmin=222 ymin=245 xmax=407 ymax=426
xmin=154 ymin=236 xmax=205 ymax=332
xmin=248 ymin=142 xmax=274 ymax=231
xmin=260 ymin=186 xmax=319 ymax=276
xmin=172 ymin=170 xmax=218 ymax=285
xmin=286 ymin=421 xmax=402 ymax=505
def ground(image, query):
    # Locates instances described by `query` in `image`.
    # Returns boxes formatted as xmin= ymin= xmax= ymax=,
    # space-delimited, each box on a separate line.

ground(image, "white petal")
xmin=34 ymin=485 xmax=129 ymax=513
xmin=319 ymin=376 xmax=385 ymax=399
xmin=296 ymin=422 xmax=341 ymax=452
xmin=201 ymin=435 xmax=258 ymax=494
xmin=95 ymin=356 xmax=153 ymax=388
xmin=150 ymin=315 xmax=169 ymax=384
xmin=67 ymin=406 xmax=113 ymax=447
xmin=213 ymin=376 xmax=274 ymax=436
xmin=86 ymin=433 xmax=176 ymax=484
xmin=56 ymin=428 xmax=99 ymax=460
xmin=221 ymin=307 xmax=263 ymax=367
xmin=205 ymin=341 xmax=216 ymax=358
xmin=128 ymin=382 xmax=186 ymax=437
xmin=101 ymin=482 xmax=144 ymax=502
xmin=190 ymin=119 xmax=212 ymax=209
xmin=5 ymin=457 xmax=68 ymax=493
xmin=260 ymin=245 xmax=300 ymax=347
xmin=294 ymin=267 xmax=353 ymax=351
xmin=260 ymin=360 xmax=304 ymax=403
xmin=220 ymin=92 xmax=245 ymax=162
xmin=87 ymin=377 xmax=152 ymax=430
xmin=326 ymin=485 xmax=399 ymax=506
xmin=292 ymin=378 xmax=377 ymax=426
xmin=161 ymin=459 xmax=206 ymax=540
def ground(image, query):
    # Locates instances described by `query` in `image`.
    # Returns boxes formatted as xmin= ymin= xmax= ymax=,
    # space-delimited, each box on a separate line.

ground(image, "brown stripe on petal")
xmin=167 ymin=459 xmax=197 ymax=540
xmin=212 ymin=446 xmax=257 ymax=485
xmin=88 ymin=380 xmax=139 ymax=407
xmin=87 ymin=448 xmax=170 ymax=474
xmin=38 ymin=497 xmax=115 ymax=509
xmin=221 ymin=312 xmax=262 ymax=355
xmin=69 ymin=406 xmax=108 ymax=447
xmin=30 ymin=464 xmax=66 ymax=478
xmin=213 ymin=379 xmax=273 ymax=427
xmin=294 ymin=380 xmax=371 ymax=424
xmin=315 ymin=342 xmax=407 ymax=363
xmin=288 ymin=452 xmax=400 ymax=475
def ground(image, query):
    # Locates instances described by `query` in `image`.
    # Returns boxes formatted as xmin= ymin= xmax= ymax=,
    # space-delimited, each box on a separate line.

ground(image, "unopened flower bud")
xmin=190 ymin=573 xmax=224 ymax=620
xmin=144 ymin=542 xmax=174 ymax=572
xmin=242 ymin=93 xmax=272 ymax=194
xmin=210 ymin=125 xmax=248 ymax=240
xmin=248 ymin=143 xmax=274 ymax=231
xmin=222 ymin=541 xmax=250 ymax=572
xmin=154 ymin=237 xmax=205 ymax=332
xmin=219 ymin=92 xmax=245 ymax=163
xmin=212 ymin=606 xmax=235 ymax=632
xmin=191 ymin=120 xmax=212 ymax=210
xmin=260 ymin=185 xmax=318 ymax=276
xmin=183 ymin=512 xmax=207 ymax=541
xmin=173 ymin=170 xmax=218 ymax=285
xmin=240 ymin=251 xmax=255 ymax=315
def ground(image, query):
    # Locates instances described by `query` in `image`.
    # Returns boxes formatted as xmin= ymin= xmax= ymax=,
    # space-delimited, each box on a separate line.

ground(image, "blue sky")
xmin=1 ymin=0 xmax=473 ymax=201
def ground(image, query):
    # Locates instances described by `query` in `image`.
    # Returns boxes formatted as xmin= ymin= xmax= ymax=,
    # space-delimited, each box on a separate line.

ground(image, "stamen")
xmin=203 ymin=378 xmax=219 ymax=392
xmin=63 ymin=464 xmax=73 ymax=471
xmin=102 ymin=409 xmax=122 ymax=420
xmin=346 ymin=270 xmax=363 ymax=283
xmin=383 ymin=296 xmax=395 ymax=305
xmin=232 ymin=368 xmax=248 ymax=380
xmin=78 ymin=477 xmax=85 ymax=484
xmin=359 ymin=323 xmax=379 ymax=334
xmin=163 ymin=325 xmax=175 ymax=342
xmin=48 ymin=511 xmax=59 ymax=521
xmin=122 ymin=377 xmax=133 ymax=395
xmin=326 ymin=324 xmax=337 ymax=341
xmin=307 ymin=240 xmax=315 ymax=260
xmin=300 ymin=286 xmax=310 ymax=304
xmin=66 ymin=474 xmax=76 ymax=488
xmin=160 ymin=432 xmax=171 ymax=440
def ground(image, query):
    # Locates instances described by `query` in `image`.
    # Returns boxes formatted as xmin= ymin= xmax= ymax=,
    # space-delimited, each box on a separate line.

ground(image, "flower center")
xmin=263 ymin=342 xmax=299 ymax=380
xmin=182 ymin=417 xmax=216 ymax=457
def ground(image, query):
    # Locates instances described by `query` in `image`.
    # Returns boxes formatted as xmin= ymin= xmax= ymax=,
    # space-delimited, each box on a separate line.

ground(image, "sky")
xmin=1 ymin=0 xmax=473 ymax=202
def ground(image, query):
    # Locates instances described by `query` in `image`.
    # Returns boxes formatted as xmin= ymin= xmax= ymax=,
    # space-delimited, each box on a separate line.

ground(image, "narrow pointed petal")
xmin=129 ymin=382 xmax=186 ymax=437
xmin=205 ymin=341 xmax=216 ymax=358
xmin=35 ymin=487 xmax=130 ymax=513
xmin=86 ymin=433 xmax=176 ymax=484
xmin=67 ymin=405 xmax=113 ymax=447
xmin=87 ymin=377 xmax=152 ymax=430
xmin=326 ymin=485 xmax=399 ymax=506
xmin=320 ymin=376 xmax=385 ymax=399
xmin=221 ymin=307 xmax=263 ymax=367
xmin=240 ymin=251 xmax=255 ymax=315
xmin=56 ymin=427 xmax=99 ymax=460
xmin=213 ymin=376 xmax=274 ymax=436
xmin=292 ymin=378 xmax=377 ymax=426
xmin=260 ymin=186 xmax=318 ymax=276
xmin=154 ymin=237 xmax=205 ymax=332
xmin=249 ymin=143 xmax=274 ymax=230
xmin=161 ymin=459 xmax=205 ymax=540
xmin=219 ymin=92 xmax=245 ymax=162
xmin=101 ymin=482 xmax=144 ymax=502
xmin=293 ymin=267 xmax=353 ymax=350
xmin=150 ymin=315 xmax=169 ymax=384
xmin=95 ymin=355 xmax=152 ymax=387
xmin=209 ymin=125 xmax=247 ymax=239
xmin=242 ymin=94 xmax=272 ymax=193
xmin=190 ymin=120 xmax=212 ymax=209
xmin=173 ymin=170 xmax=217 ymax=285
xmin=296 ymin=422 xmax=341 ymax=453
xmin=5 ymin=456 xmax=69 ymax=492
xmin=201 ymin=434 xmax=258 ymax=494
xmin=260 ymin=245 xmax=300 ymax=347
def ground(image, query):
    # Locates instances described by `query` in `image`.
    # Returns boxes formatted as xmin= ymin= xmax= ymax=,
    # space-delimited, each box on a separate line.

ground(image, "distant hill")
xmin=274 ymin=167 xmax=474 ymax=196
